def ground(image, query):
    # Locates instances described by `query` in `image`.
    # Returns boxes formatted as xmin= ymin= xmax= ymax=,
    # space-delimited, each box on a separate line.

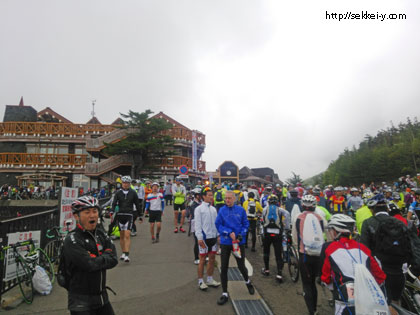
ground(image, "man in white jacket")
xmin=194 ymin=187 xmax=221 ymax=291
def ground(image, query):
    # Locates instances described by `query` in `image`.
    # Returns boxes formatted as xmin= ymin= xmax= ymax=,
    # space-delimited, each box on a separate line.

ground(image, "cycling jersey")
xmin=111 ymin=188 xmax=142 ymax=215
xmin=329 ymin=195 xmax=346 ymax=213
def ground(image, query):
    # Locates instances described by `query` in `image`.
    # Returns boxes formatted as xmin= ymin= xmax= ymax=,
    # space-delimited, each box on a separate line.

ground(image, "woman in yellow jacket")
xmin=242 ymin=191 xmax=263 ymax=252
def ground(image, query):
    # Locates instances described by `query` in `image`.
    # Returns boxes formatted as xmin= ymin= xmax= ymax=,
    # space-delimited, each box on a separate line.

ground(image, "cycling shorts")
xmin=174 ymin=203 xmax=185 ymax=211
xmin=149 ymin=210 xmax=162 ymax=223
xmin=116 ymin=213 xmax=133 ymax=231
xmin=199 ymin=238 xmax=218 ymax=256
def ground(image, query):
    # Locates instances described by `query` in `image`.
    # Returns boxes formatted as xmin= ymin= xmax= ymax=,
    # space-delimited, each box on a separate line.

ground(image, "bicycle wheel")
xmin=16 ymin=258 xmax=34 ymax=304
xmin=44 ymin=239 xmax=62 ymax=267
xmin=36 ymin=248 xmax=55 ymax=284
xmin=288 ymin=245 xmax=299 ymax=282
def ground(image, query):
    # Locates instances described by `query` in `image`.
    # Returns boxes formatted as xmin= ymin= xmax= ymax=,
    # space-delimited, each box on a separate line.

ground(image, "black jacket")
xmin=111 ymin=188 xmax=143 ymax=215
xmin=63 ymin=224 xmax=118 ymax=312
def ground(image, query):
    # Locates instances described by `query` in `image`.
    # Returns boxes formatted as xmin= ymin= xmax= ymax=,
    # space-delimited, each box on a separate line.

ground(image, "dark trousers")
xmin=263 ymin=234 xmax=283 ymax=274
xmin=220 ymin=244 xmax=249 ymax=293
xmin=385 ymin=271 xmax=405 ymax=303
xmin=215 ymin=203 xmax=224 ymax=213
xmin=71 ymin=303 xmax=115 ymax=315
xmin=299 ymin=254 xmax=320 ymax=315
xmin=193 ymin=235 xmax=199 ymax=260
xmin=246 ymin=220 xmax=257 ymax=249
xmin=165 ymin=195 xmax=173 ymax=205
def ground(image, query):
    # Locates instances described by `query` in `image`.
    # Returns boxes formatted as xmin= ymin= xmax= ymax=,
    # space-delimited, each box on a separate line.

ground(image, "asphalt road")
xmin=5 ymin=205 xmax=235 ymax=315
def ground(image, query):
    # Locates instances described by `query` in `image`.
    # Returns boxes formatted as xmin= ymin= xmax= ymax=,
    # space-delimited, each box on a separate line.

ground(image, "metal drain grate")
xmin=228 ymin=267 xmax=244 ymax=281
xmin=232 ymin=299 xmax=274 ymax=315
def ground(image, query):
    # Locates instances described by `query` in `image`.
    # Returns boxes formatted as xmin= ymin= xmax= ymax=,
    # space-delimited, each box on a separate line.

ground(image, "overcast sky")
xmin=1 ymin=0 xmax=419 ymax=181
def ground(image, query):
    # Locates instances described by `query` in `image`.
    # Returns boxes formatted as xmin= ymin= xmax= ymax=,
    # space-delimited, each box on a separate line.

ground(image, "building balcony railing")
xmin=0 ymin=153 xmax=88 ymax=169
xmin=161 ymin=128 xmax=206 ymax=146
xmin=161 ymin=156 xmax=206 ymax=173
xmin=85 ymin=155 xmax=132 ymax=176
xmin=0 ymin=122 xmax=116 ymax=138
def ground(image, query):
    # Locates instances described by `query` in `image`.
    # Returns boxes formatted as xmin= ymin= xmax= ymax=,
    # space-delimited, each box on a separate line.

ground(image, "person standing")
xmin=194 ymin=187 xmax=221 ymax=290
xmin=145 ymin=182 xmax=165 ymax=243
xmin=213 ymin=184 xmax=225 ymax=212
xmin=242 ymin=191 xmax=263 ymax=251
xmin=164 ymin=181 xmax=173 ymax=206
xmin=64 ymin=196 xmax=118 ymax=315
xmin=215 ymin=191 xmax=254 ymax=305
xmin=294 ymin=195 xmax=325 ymax=315
xmin=172 ymin=179 xmax=187 ymax=233
xmin=111 ymin=176 xmax=143 ymax=262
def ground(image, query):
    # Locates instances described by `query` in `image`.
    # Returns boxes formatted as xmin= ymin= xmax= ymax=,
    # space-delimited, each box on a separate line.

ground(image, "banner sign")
xmin=59 ymin=187 xmax=78 ymax=232
xmin=192 ymin=131 xmax=197 ymax=171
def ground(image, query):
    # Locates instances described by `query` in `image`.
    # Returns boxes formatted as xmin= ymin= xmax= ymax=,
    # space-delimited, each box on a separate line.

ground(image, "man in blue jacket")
xmin=215 ymin=191 xmax=254 ymax=305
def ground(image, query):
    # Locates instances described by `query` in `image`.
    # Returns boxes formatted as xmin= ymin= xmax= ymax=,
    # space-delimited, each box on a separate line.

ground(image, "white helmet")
xmin=327 ymin=214 xmax=355 ymax=234
xmin=350 ymin=187 xmax=358 ymax=192
xmin=121 ymin=176 xmax=132 ymax=183
xmin=301 ymin=195 xmax=317 ymax=210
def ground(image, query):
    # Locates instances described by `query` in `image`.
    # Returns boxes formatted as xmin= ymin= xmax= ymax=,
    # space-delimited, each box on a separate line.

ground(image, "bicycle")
xmin=256 ymin=217 xmax=264 ymax=248
xmin=1 ymin=239 xmax=54 ymax=304
xmin=44 ymin=221 xmax=72 ymax=268
xmin=284 ymin=230 xmax=299 ymax=282
xmin=401 ymin=269 xmax=420 ymax=314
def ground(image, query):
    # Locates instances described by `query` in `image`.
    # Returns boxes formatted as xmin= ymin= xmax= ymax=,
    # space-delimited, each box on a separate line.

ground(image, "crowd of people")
xmin=61 ymin=174 xmax=420 ymax=315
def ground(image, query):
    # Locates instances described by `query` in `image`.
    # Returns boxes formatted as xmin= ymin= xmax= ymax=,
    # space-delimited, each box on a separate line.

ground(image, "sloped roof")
xmin=152 ymin=111 xmax=190 ymax=130
xmin=240 ymin=176 xmax=271 ymax=184
xmin=251 ymin=167 xmax=275 ymax=177
xmin=86 ymin=116 xmax=102 ymax=124
xmin=37 ymin=107 xmax=72 ymax=123
xmin=112 ymin=117 xmax=124 ymax=125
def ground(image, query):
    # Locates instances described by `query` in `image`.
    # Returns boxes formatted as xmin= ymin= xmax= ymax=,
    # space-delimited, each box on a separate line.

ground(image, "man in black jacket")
xmin=64 ymin=195 xmax=118 ymax=315
xmin=111 ymin=175 xmax=143 ymax=262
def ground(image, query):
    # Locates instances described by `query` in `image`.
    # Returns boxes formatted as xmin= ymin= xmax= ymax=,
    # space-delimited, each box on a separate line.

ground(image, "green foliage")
xmin=322 ymin=117 xmax=420 ymax=186
xmin=286 ymin=172 xmax=303 ymax=186
xmin=103 ymin=110 xmax=174 ymax=177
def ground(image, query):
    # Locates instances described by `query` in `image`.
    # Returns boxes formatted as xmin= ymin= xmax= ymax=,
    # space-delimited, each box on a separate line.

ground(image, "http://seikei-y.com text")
xmin=325 ymin=11 xmax=406 ymax=22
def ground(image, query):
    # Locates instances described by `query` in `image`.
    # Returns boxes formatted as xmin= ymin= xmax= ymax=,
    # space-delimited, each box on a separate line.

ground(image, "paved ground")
xmin=4 ymin=206 xmax=235 ymax=315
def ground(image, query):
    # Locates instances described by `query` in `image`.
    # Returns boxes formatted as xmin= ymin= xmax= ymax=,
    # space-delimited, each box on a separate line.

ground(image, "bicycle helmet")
xmin=268 ymin=194 xmax=279 ymax=205
xmin=24 ymin=251 xmax=39 ymax=263
xmin=334 ymin=186 xmax=343 ymax=192
xmin=327 ymin=214 xmax=355 ymax=234
xmin=392 ymin=192 xmax=401 ymax=200
xmin=121 ymin=176 xmax=132 ymax=183
xmin=367 ymin=193 xmax=387 ymax=208
xmin=312 ymin=188 xmax=321 ymax=196
xmin=302 ymin=195 xmax=317 ymax=210
xmin=290 ymin=189 xmax=299 ymax=197
xmin=350 ymin=188 xmax=358 ymax=192
xmin=248 ymin=191 xmax=255 ymax=199
xmin=152 ymin=182 xmax=159 ymax=187
xmin=71 ymin=196 xmax=100 ymax=214
xmin=192 ymin=188 xmax=201 ymax=196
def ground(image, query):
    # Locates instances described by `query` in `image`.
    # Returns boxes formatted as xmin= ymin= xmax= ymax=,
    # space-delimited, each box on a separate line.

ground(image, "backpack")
xmin=215 ymin=190 xmax=223 ymax=202
xmin=373 ymin=216 xmax=411 ymax=266
xmin=234 ymin=191 xmax=242 ymax=205
xmin=301 ymin=212 xmax=324 ymax=256
xmin=57 ymin=249 xmax=71 ymax=290
xmin=247 ymin=200 xmax=256 ymax=218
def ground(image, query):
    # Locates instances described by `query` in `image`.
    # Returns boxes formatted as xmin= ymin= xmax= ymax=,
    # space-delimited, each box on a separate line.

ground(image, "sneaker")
xmin=205 ymin=257 xmax=209 ymax=263
xmin=120 ymin=253 xmax=126 ymax=260
xmin=194 ymin=259 xmax=200 ymax=265
xmin=276 ymin=274 xmax=283 ymax=282
xmin=246 ymin=282 xmax=255 ymax=295
xmin=207 ymin=279 xmax=221 ymax=287
xmin=199 ymin=282 xmax=208 ymax=291
xmin=261 ymin=268 xmax=270 ymax=276
xmin=152 ymin=236 xmax=156 ymax=243
xmin=217 ymin=294 xmax=229 ymax=305
xmin=174 ymin=227 xmax=178 ymax=233
xmin=180 ymin=227 xmax=186 ymax=233
xmin=130 ymin=231 xmax=137 ymax=237
xmin=124 ymin=255 xmax=130 ymax=263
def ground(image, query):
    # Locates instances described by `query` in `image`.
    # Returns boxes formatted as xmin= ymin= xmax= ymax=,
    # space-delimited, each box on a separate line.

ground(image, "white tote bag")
xmin=354 ymin=263 xmax=389 ymax=315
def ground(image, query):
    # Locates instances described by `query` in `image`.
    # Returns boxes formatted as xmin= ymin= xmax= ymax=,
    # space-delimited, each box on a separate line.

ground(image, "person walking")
xmin=64 ymin=196 xmax=118 ymax=315
xmin=194 ymin=187 xmax=221 ymax=290
xmin=145 ymin=182 xmax=165 ymax=243
xmin=172 ymin=178 xmax=187 ymax=233
xmin=242 ymin=191 xmax=263 ymax=251
xmin=164 ymin=181 xmax=173 ymax=206
xmin=215 ymin=191 xmax=254 ymax=305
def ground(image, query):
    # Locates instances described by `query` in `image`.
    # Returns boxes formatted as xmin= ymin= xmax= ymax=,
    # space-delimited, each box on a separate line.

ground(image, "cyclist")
xmin=232 ymin=183 xmax=244 ymax=205
xmin=172 ymin=178 xmax=187 ymax=233
xmin=294 ymin=194 xmax=325 ymax=315
xmin=189 ymin=188 xmax=202 ymax=264
xmin=242 ymin=191 xmax=263 ymax=252
xmin=407 ymin=189 xmax=420 ymax=222
xmin=329 ymin=186 xmax=347 ymax=214
xmin=285 ymin=189 xmax=301 ymax=214
xmin=145 ymin=182 xmax=164 ymax=243
xmin=260 ymin=185 xmax=273 ymax=208
xmin=390 ymin=192 xmax=406 ymax=213
xmin=194 ymin=187 xmax=221 ymax=290
xmin=321 ymin=214 xmax=386 ymax=315
xmin=111 ymin=175 xmax=143 ymax=263
xmin=215 ymin=191 xmax=254 ymax=305
xmin=261 ymin=195 xmax=289 ymax=282
xmin=213 ymin=184 xmax=225 ymax=212
xmin=361 ymin=194 xmax=412 ymax=308
xmin=64 ymin=196 xmax=118 ymax=315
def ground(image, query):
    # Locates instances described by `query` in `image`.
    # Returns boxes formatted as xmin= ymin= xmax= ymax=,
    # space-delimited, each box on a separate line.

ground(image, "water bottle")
xmin=232 ymin=240 xmax=241 ymax=258
xmin=282 ymin=234 xmax=288 ymax=262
